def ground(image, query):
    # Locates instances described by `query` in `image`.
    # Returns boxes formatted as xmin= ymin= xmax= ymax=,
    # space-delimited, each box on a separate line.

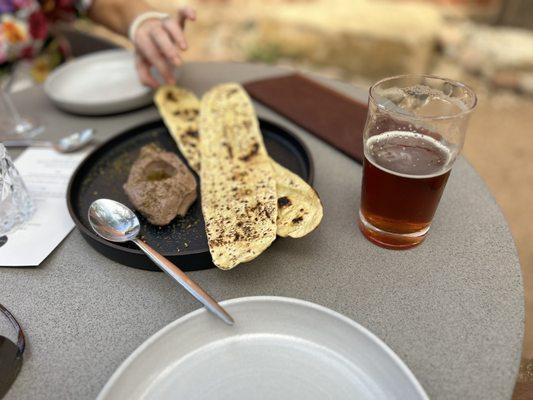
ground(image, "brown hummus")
xmin=123 ymin=144 xmax=197 ymax=225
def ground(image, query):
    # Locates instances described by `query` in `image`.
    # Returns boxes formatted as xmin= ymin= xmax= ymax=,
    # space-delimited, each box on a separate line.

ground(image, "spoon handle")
xmin=2 ymin=139 xmax=52 ymax=148
xmin=132 ymin=238 xmax=234 ymax=326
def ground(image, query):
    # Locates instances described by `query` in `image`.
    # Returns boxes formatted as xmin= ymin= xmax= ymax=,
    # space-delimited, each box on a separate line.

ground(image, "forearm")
xmin=86 ymin=0 xmax=153 ymax=36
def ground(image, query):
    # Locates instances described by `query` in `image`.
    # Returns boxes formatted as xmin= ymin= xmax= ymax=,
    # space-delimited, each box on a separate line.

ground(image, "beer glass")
xmin=359 ymin=75 xmax=477 ymax=249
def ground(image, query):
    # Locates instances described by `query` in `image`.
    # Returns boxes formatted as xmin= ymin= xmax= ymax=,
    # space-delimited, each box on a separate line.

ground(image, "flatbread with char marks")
xmin=199 ymin=83 xmax=277 ymax=269
xmin=154 ymin=86 xmax=201 ymax=172
xmin=155 ymin=85 xmax=323 ymax=240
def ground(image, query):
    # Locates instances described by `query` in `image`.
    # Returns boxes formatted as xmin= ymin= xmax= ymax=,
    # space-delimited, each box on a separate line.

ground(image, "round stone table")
xmin=0 ymin=62 xmax=524 ymax=400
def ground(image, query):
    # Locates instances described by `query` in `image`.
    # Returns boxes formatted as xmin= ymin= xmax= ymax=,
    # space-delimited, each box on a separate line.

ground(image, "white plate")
xmin=98 ymin=296 xmax=428 ymax=400
xmin=44 ymin=50 xmax=154 ymax=115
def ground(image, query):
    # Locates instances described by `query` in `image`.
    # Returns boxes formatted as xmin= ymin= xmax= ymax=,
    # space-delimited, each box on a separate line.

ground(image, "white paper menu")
xmin=0 ymin=148 xmax=89 ymax=266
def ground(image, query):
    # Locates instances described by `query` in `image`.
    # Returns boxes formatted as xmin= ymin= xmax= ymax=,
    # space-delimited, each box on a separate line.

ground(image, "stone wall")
xmin=150 ymin=0 xmax=444 ymax=80
xmin=498 ymin=0 xmax=533 ymax=29
xmin=144 ymin=0 xmax=533 ymax=94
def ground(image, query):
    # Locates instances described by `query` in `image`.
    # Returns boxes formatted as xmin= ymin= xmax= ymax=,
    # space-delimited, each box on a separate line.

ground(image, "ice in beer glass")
xmin=359 ymin=75 xmax=477 ymax=249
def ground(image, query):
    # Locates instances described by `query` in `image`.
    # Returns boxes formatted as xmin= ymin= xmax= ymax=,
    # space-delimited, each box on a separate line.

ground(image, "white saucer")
xmin=44 ymin=49 xmax=154 ymax=115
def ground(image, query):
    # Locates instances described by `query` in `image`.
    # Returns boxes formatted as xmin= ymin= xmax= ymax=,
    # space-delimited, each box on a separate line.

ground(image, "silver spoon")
xmin=88 ymin=198 xmax=234 ymax=326
xmin=2 ymin=128 xmax=95 ymax=153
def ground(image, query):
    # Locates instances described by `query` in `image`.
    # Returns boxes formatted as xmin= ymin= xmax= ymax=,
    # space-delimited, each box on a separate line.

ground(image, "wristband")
xmin=128 ymin=11 xmax=170 ymax=42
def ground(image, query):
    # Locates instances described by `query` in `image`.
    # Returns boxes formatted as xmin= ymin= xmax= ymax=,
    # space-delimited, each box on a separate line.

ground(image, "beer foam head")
xmin=365 ymin=131 xmax=453 ymax=178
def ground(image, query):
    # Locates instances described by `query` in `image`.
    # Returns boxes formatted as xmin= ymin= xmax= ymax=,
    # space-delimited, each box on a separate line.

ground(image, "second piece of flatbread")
xmin=272 ymin=162 xmax=323 ymax=238
xmin=154 ymin=84 xmax=323 ymax=239
xmin=199 ymin=83 xmax=277 ymax=269
xmin=154 ymin=86 xmax=202 ymax=172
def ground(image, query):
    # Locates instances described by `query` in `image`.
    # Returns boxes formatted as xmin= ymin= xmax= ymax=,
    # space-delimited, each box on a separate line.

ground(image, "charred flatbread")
xmin=154 ymin=86 xmax=201 ymax=172
xmin=199 ymin=83 xmax=277 ymax=269
xmin=272 ymin=162 xmax=323 ymax=238
xmin=155 ymin=84 xmax=323 ymax=239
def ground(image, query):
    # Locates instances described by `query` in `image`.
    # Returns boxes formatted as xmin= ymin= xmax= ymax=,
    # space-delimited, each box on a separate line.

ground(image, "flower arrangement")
xmin=0 ymin=0 xmax=84 ymax=80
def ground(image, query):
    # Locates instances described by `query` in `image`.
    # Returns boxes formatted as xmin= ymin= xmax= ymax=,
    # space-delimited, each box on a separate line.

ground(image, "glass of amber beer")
xmin=359 ymin=75 xmax=477 ymax=249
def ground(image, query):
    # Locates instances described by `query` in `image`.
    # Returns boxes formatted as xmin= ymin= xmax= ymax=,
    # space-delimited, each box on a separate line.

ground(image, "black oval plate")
xmin=68 ymin=119 xmax=314 ymax=271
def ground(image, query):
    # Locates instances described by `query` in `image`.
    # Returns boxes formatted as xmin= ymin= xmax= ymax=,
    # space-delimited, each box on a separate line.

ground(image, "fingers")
xmin=132 ymin=8 xmax=196 ymax=87
xmin=178 ymin=6 xmax=196 ymax=29
xmin=162 ymin=18 xmax=187 ymax=51
xmin=136 ymin=32 xmax=176 ymax=85
xmin=167 ymin=6 xmax=196 ymax=49
xmin=135 ymin=55 xmax=159 ymax=88
xmin=151 ymin=26 xmax=183 ymax=65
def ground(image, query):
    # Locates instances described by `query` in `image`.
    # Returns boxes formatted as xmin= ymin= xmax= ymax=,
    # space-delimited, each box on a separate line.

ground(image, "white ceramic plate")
xmin=44 ymin=49 xmax=154 ymax=115
xmin=98 ymin=296 xmax=428 ymax=400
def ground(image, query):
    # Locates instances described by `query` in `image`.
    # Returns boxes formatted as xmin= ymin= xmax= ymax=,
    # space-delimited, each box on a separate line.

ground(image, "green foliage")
xmin=246 ymin=42 xmax=282 ymax=64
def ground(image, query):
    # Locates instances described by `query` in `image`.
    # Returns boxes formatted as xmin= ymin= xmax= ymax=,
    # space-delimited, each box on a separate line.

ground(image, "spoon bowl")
xmin=88 ymin=199 xmax=140 ymax=242
xmin=87 ymin=199 xmax=234 ymax=325
xmin=55 ymin=128 xmax=95 ymax=153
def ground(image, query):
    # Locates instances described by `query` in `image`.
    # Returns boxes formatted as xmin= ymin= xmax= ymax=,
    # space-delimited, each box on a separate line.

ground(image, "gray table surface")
xmin=0 ymin=62 xmax=524 ymax=400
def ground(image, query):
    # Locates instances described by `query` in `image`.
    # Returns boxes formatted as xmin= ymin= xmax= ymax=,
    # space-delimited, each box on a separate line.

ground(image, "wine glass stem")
xmin=1 ymin=66 xmax=26 ymax=127
xmin=1 ymin=89 xmax=24 ymax=127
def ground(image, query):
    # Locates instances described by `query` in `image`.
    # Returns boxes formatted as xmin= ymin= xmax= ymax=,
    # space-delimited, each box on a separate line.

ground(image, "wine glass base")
xmin=0 ymin=116 xmax=44 ymax=139
xmin=358 ymin=210 xmax=429 ymax=250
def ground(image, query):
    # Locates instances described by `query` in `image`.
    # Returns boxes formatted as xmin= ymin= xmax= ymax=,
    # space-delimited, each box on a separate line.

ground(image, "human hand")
xmin=132 ymin=6 xmax=196 ymax=88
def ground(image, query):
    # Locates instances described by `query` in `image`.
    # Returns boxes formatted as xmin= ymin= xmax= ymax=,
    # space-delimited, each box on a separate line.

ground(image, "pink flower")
xmin=28 ymin=11 xmax=48 ymax=40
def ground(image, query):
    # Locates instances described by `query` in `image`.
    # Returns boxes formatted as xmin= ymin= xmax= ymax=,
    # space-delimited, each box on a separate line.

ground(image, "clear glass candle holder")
xmin=0 ymin=144 xmax=34 ymax=236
